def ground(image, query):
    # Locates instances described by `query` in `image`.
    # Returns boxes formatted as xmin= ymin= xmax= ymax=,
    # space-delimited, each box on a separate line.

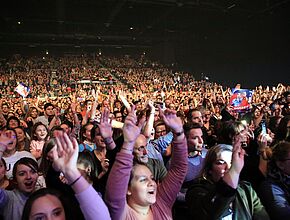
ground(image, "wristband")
xmin=69 ymin=175 xmax=82 ymax=186
xmin=173 ymin=129 xmax=184 ymax=137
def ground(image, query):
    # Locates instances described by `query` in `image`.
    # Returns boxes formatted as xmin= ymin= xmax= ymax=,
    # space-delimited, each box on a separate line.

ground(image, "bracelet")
xmin=69 ymin=175 xmax=82 ymax=186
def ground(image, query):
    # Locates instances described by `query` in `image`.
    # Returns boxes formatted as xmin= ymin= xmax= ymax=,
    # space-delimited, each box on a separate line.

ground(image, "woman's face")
xmin=15 ymin=164 xmax=38 ymax=193
xmin=128 ymin=165 xmax=157 ymax=206
xmin=30 ymin=109 xmax=38 ymax=118
xmin=29 ymin=194 xmax=66 ymax=220
xmin=210 ymin=150 xmax=232 ymax=182
xmin=15 ymin=127 xmax=25 ymax=142
xmin=9 ymin=119 xmax=19 ymax=129
xmin=35 ymin=125 xmax=48 ymax=141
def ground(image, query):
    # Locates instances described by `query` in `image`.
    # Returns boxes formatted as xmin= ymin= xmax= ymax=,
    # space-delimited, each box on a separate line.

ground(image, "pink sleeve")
xmin=105 ymin=152 xmax=133 ymax=220
xmin=75 ymin=185 xmax=111 ymax=220
xmin=156 ymin=136 xmax=188 ymax=207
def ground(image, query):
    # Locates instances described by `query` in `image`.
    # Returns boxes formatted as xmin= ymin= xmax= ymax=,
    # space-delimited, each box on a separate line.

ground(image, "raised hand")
xmin=159 ymin=107 xmax=183 ymax=133
xmin=52 ymin=131 xmax=79 ymax=181
xmin=99 ymin=108 xmax=113 ymax=139
xmin=100 ymin=158 xmax=110 ymax=173
xmin=119 ymin=90 xmax=131 ymax=112
xmin=123 ymin=105 xmax=145 ymax=144
xmin=0 ymin=130 xmax=14 ymax=152
xmin=231 ymin=134 xmax=245 ymax=174
xmin=92 ymin=89 xmax=98 ymax=102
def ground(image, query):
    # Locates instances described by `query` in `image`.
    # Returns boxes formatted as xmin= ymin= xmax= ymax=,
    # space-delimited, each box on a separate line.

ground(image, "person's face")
xmin=45 ymin=106 xmax=54 ymax=117
xmin=210 ymin=150 xmax=232 ymax=182
xmin=133 ymin=135 xmax=148 ymax=164
xmin=128 ymin=165 xmax=157 ymax=206
xmin=191 ymin=111 xmax=203 ymax=127
xmin=187 ymin=128 xmax=203 ymax=152
xmin=169 ymin=103 xmax=175 ymax=110
xmin=5 ymin=130 xmax=17 ymax=152
xmin=202 ymin=110 xmax=211 ymax=123
xmin=30 ymin=109 xmax=38 ymax=118
xmin=35 ymin=125 xmax=48 ymax=141
xmin=9 ymin=119 xmax=19 ymax=129
xmin=15 ymin=164 xmax=38 ymax=193
xmin=29 ymin=194 xmax=66 ymax=220
xmin=154 ymin=111 xmax=160 ymax=122
xmin=15 ymin=127 xmax=25 ymax=142
xmin=115 ymin=113 xmax=123 ymax=122
xmin=94 ymin=134 xmax=106 ymax=148
xmin=84 ymin=124 xmax=93 ymax=141
xmin=154 ymin=125 xmax=167 ymax=139
xmin=2 ymin=105 xmax=9 ymax=113
xmin=254 ymin=108 xmax=261 ymax=118
xmin=0 ymin=160 xmax=6 ymax=181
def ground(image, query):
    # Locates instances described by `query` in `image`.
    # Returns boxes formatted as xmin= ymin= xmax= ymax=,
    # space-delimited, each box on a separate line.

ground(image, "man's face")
xmin=154 ymin=125 xmax=167 ymax=139
xmin=187 ymin=128 xmax=204 ymax=152
xmin=133 ymin=135 xmax=148 ymax=164
xmin=115 ymin=112 xmax=123 ymax=122
xmin=45 ymin=106 xmax=54 ymax=117
xmin=1 ymin=104 xmax=9 ymax=114
xmin=84 ymin=124 xmax=93 ymax=142
xmin=191 ymin=111 xmax=203 ymax=127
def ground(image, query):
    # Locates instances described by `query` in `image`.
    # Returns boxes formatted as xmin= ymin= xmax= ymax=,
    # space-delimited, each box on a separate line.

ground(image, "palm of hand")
xmin=52 ymin=150 xmax=77 ymax=173
xmin=99 ymin=122 xmax=113 ymax=139
xmin=123 ymin=123 xmax=140 ymax=143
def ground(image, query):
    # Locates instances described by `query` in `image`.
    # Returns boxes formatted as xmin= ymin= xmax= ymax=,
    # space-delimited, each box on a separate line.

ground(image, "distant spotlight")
xmin=130 ymin=27 xmax=133 ymax=30
xmin=42 ymin=57 xmax=45 ymax=60
xmin=46 ymin=51 xmax=48 ymax=55
xmin=227 ymin=4 xmax=236 ymax=9
xmin=17 ymin=21 xmax=21 ymax=25
xmin=205 ymin=76 xmax=209 ymax=81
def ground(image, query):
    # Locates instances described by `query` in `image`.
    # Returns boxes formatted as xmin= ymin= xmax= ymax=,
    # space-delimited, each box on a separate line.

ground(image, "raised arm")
xmin=142 ymin=100 xmax=155 ymax=138
xmin=156 ymin=108 xmax=187 ymax=207
xmin=52 ymin=131 xmax=111 ymax=220
xmin=105 ymin=105 xmax=144 ymax=220
xmin=99 ymin=108 xmax=116 ymax=150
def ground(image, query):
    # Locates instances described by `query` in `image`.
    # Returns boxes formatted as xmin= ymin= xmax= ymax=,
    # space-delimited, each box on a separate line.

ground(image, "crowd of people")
xmin=0 ymin=53 xmax=289 ymax=219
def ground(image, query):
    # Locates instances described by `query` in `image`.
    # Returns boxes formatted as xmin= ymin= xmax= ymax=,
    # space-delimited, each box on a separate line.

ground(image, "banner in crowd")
xmin=229 ymin=88 xmax=253 ymax=111
xmin=15 ymin=82 xmax=30 ymax=98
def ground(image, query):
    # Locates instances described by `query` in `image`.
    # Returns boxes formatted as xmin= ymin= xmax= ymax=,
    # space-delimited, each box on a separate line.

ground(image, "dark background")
xmin=1 ymin=0 xmax=289 ymax=88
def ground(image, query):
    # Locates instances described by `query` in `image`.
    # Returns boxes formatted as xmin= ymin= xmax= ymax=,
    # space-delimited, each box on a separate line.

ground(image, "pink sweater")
xmin=105 ymin=137 xmax=188 ymax=220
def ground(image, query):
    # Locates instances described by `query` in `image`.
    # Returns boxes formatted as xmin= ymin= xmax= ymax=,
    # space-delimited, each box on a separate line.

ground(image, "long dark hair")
xmin=38 ymin=138 xmax=56 ymax=177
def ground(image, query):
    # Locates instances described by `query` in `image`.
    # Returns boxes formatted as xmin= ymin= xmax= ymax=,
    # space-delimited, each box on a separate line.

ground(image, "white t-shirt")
xmin=3 ymin=151 xmax=36 ymax=179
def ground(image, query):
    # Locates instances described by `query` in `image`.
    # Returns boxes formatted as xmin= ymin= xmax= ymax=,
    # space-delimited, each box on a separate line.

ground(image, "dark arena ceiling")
xmin=1 ymin=0 xmax=290 ymax=50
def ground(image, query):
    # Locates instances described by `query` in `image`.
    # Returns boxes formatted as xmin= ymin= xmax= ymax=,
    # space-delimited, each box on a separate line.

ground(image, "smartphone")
xmin=261 ymin=120 xmax=267 ymax=135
